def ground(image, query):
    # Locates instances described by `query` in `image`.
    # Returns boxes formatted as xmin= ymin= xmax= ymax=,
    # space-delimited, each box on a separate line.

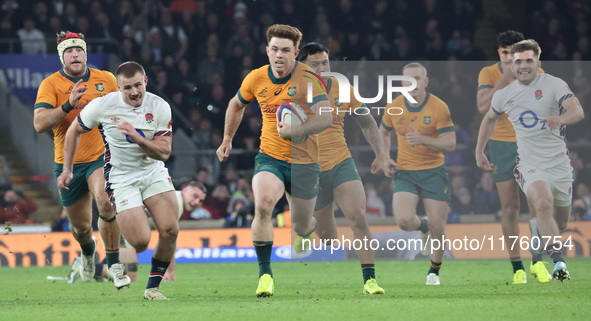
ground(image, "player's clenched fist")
xmin=57 ymin=170 xmax=73 ymax=190
xmin=475 ymin=151 xmax=493 ymax=171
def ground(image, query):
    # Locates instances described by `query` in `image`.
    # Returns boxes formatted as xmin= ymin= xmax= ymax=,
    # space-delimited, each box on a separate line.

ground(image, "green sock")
xmin=510 ymin=256 xmax=525 ymax=273
xmin=361 ymin=264 xmax=375 ymax=283
xmin=532 ymin=253 xmax=543 ymax=264
xmin=254 ymin=241 xmax=273 ymax=277
xmin=428 ymin=260 xmax=442 ymax=275
xmin=106 ymin=250 xmax=120 ymax=268
xmin=418 ymin=217 xmax=429 ymax=233
xmin=80 ymin=240 xmax=95 ymax=257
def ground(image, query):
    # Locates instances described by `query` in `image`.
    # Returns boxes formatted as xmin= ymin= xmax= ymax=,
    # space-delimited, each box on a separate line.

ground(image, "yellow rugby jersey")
xmin=238 ymin=62 xmax=329 ymax=164
xmin=34 ymin=68 xmax=117 ymax=164
xmin=478 ymin=63 xmax=544 ymax=142
xmin=381 ymin=92 xmax=454 ymax=171
xmin=318 ymin=77 xmax=362 ymax=171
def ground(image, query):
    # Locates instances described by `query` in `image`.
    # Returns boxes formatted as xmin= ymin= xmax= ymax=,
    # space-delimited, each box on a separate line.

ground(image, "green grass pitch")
xmin=1 ymin=259 xmax=590 ymax=320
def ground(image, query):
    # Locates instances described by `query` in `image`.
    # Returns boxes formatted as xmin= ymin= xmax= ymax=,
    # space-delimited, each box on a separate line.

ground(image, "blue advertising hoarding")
xmin=0 ymin=53 xmax=108 ymax=104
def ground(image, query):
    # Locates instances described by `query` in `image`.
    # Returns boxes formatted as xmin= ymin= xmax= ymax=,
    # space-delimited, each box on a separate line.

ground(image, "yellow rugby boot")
xmin=256 ymin=274 xmax=274 ymax=298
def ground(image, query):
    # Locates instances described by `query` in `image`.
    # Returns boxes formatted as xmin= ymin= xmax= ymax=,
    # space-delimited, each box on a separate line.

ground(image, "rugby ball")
xmin=276 ymin=102 xmax=308 ymax=144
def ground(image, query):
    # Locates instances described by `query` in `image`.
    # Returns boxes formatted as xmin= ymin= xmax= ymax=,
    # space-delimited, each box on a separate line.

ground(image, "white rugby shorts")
xmin=514 ymin=161 xmax=573 ymax=207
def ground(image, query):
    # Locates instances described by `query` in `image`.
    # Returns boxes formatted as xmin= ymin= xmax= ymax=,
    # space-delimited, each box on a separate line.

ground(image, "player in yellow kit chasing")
xmin=380 ymin=62 xmax=456 ymax=285
xmin=296 ymin=42 xmax=387 ymax=294
xmin=216 ymin=24 xmax=331 ymax=297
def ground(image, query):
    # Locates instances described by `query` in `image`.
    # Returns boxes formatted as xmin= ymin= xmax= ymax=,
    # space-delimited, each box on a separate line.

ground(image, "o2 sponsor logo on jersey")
xmin=519 ymin=110 xmax=548 ymax=130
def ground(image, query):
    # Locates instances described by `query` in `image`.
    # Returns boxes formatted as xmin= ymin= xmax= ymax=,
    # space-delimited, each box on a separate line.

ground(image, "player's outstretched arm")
xmin=217 ymin=95 xmax=247 ymax=162
xmin=354 ymin=113 xmax=387 ymax=174
xmin=543 ymin=96 xmax=584 ymax=131
xmin=475 ymin=108 xmax=500 ymax=171
xmin=57 ymin=120 xmax=87 ymax=190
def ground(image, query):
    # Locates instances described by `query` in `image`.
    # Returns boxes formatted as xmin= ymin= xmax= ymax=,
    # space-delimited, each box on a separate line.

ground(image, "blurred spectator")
xmin=192 ymin=118 xmax=212 ymax=149
xmin=197 ymin=44 xmax=225 ymax=87
xmin=33 ymin=1 xmax=50 ymax=31
xmin=365 ymin=182 xmax=386 ymax=218
xmin=341 ymin=30 xmax=365 ymax=61
xmin=123 ymin=14 xmax=150 ymax=47
xmin=576 ymin=36 xmax=591 ymax=60
xmin=51 ymin=207 xmax=69 ymax=232
xmin=113 ymin=0 xmax=134 ymax=39
xmin=571 ymin=152 xmax=589 ymax=186
xmin=94 ymin=12 xmax=117 ymax=41
xmin=224 ymin=194 xmax=253 ymax=228
xmin=0 ymin=189 xmax=37 ymax=224
xmin=450 ymin=175 xmax=473 ymax=215
xmin=63 ymin=2 xmax=77 ymax=31
xmin=572 ymin=182 xmax=591 ymax=221
xmin=17 ymin=16 xmax=46 ymax=54
xmin=315 ymin=22 xmax=341 ymax=60
xmin=456 ymin=32 xmax=485 ymax=60
xmin=224 ymin=23 xmax=254 ymax=58
xmin=147 ymin=29 xmax=164 ymax=63
xmin=0 ymin=0 xmax=21 ymax=27
xmin=472 ymin=171 xmax=500 ymax=214
xmin=222 ymin=168 xmax=239 ymax=194
xmin=120 ymin=37 xmax=138 ymax=62
xmin=204 ymin=185 xmax=230 ymax=220
xmin=195 ymin=166 xmax=213 ymax=194
xmin=547 ymin=41 xmax=569 ymax=60
xmin=451 ymin=187 xmax=473 ymax=215
xmin=445 ymin=124 xmax=473 ymax=174
xmin=0 ymin=19 xmax=18 ymax=52
xmin=150 ymin=7 xmax=188 ymax=62
xmin=50 ymin=0 xmax=66 ymax=16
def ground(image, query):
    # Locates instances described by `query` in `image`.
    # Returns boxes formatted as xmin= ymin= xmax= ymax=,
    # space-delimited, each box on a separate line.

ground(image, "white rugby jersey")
xmin=491 ymin=73 xmax=574 ymax=169
xmin=77 ymin=91 xmax=173 ymax=184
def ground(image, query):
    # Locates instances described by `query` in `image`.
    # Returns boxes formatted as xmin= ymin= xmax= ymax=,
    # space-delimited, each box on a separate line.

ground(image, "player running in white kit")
xmin=475 ymin=40 xmax=584 ymax=282
xmin=58 ymin=61 xmax=179 ymax=299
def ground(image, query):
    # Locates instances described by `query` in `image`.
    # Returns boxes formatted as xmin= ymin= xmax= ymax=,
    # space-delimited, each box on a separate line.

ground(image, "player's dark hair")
xmin=116 ymin=61 xmax=146 ymax=79
xmin=298 ymin=42 xmax=329 ymax=62
xmin=186 ymin=181 xmax=207 ymax=194
xmin=511 ymin=39 xmax=542 ymax=59
xmin=497 ymin=30 xmax=524 ymax=48
xmin=266 ymin=24 xmax=303 ymax=49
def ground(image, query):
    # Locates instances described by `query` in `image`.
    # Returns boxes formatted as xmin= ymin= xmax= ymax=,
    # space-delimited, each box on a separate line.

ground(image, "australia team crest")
xmin=423 ymin=116 xmax=431 ymax=124
xmin=95 ymin=83 xmax=104 ymax=92
xmin=287 ymin=86 xmax=297 ymax=96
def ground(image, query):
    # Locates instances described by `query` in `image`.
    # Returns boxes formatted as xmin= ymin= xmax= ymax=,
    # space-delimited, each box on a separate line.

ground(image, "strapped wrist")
xmin=61 ymin=100 xmax=74 ymax=113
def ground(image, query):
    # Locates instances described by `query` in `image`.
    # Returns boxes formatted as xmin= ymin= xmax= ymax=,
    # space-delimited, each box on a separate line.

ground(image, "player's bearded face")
xmin=63 ymin=47 xmax=86 ymax=77
xmin=267 ymin=37 xmax=299 ymax=77
xmin=511 ymin=50 xmax=540 ymax=85
xmin=118 ymin=72 xmax=147 ymax=107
